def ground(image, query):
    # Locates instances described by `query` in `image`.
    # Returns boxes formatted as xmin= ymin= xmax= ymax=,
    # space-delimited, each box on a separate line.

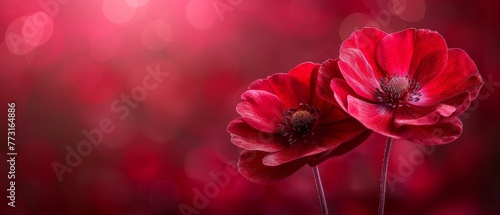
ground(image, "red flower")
xmin=320 ymin=28 xmax=483 ymax=144
xmin=227 ymin=62 xmax=370 ymax=184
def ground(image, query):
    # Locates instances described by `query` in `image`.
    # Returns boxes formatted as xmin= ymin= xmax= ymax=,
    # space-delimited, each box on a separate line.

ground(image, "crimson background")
xmin=0 ymin=0 xmax=499 ymax=214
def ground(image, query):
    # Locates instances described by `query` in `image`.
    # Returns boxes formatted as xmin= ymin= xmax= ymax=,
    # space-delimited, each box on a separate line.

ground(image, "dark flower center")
xmin=280 ymin=103 xmax=319 ymax=144
xmin=375 ymin=74 xmax=422 ymax=108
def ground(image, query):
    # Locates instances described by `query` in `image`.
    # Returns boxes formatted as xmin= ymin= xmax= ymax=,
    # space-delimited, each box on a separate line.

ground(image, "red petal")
xmin=442 ymin=92 xmax=472 ymax=118
xmin=410 ymin=29 xmax=448 ymax=85
xmin=376 ymin=28 xmax=416 ymax=77
xmin=419 ymin=48 xmax=483 ymax=106
xmin=316 ymin=117 xmax=369 ymax=145
xmin=227 ymin=118 xmax=286 ymax=152
xmin=338 ymin=48 xmax=380 ymax=100
xmin=288 ymin=62 xmax=319 ymax=95
xmin=268 ymin=75 xmax=308 ymax=108
xmin=331 ymin=78 xmax=362 ymax=113
xmin=247 ymin=62 xmax=320 ymax=109
xmin=236 ymin=90 xmax=284 ymax=133
xmin=326 ymin=130 xmax=371 ymax=156
xmin=262 ymin=139 xmax=329 ymax=166
xmin=238 ymin=150 xmax=305 ymax=184
xmin=273 ymin=62 xmax=319 ymax=108
xmin=394 ymin=104 xmax=456 ymax=127
xmin=317 ymin=59 xmax=344 ymax=104
xmin=406 ymin=118 xmax=463 ymax=145
xmin=309 ymin=130 xmax=372 ymax=166
xmin=317 ymin=100 xmax=350 ymax=124
xmin=299 ymin=63 xmax=323 ymax=107
xmin=247 ymin=78 xmax=274 ymax=92
xmin=346 ymin=95 xmax=408 ymax=139
xmin=341 ymin=27 xmax=387 ymax=78
xmin=247 ymin=75 xmax=303 ymax=108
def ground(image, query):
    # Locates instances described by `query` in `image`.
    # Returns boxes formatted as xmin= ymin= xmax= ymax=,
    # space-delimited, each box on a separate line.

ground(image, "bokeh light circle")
xmin=186 ymin=0 xmax=217 ymax=30
xmin=396 ymin=0 xmax=426 ymax=22
xmin=5 ymin=16 xmax=36 ymax=55
xmin=102 ymin=0 xmax=137 ymax=24
xmin=23 ymin=12 xmax=54 ymax=47
xmin=5 ymin=12 xmax=54 ymax=55
xmin=125 ymin=0 xmax=150 ymax=8
xmin=339 ymin=13 xmax=377 ymax=40
xmin=141 ymin=19 xmax=172 ymax=51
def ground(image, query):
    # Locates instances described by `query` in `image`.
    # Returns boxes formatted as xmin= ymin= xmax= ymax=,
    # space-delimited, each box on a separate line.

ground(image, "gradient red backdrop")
xmin=1 ymin=0 xmax=499 ymax=214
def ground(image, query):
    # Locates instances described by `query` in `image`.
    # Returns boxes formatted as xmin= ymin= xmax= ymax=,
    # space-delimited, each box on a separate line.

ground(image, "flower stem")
xmin=378 ymin=137 xmax=393 ymax=215
xmin=312 ymin=165 xmax=329 ymax=215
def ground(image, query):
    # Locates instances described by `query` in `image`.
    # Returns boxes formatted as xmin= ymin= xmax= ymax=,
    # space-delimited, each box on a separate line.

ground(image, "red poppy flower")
xmin=227 ymin=62 xmax=371 ymax=184
xmin=320 ymin=28 xmax=483 ymax=144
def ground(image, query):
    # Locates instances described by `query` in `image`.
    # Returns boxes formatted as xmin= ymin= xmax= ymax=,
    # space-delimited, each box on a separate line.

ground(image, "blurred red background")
xmin=0 ymin=0 xmax=499 ymax=214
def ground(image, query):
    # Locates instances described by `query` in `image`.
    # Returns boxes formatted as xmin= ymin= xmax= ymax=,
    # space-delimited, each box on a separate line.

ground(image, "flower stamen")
xmin=280 ymin=103 xmax=319 ymax=144
xmin=375 ymin=74 xmax=422 ymax=108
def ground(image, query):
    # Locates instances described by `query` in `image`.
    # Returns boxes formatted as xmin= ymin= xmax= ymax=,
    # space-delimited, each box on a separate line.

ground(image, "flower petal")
xmin=317 ymin=100 xmax=350 ymax=124
xmin=376 ymin=28 xmax=416 ymax=77
xmin=410 ymin=29 xmax=448 ymax=85
xmin=238 ymin=150 xmax=305 ymax=184
xmin=338 ymin=48 xmax=380 ymax=100
xmin=442 ymin=91 xmax=471 ymax=118
xmin=246 ymin=62 xmax=319 ymax=109
xmin=308 ymin=130 xmax=372 ymax=166
xmin=419 ymin=48 xmax=483 ymax=106
xmin=346 ymin=95 xmax=409 ymax=139
xmin=317 ymin=58 xmax=344 ymax=104
xmin=394 ymin=104 xmax=456 ymax=127
xmin=262 ymin=139 xmax=329 ymax=167
xmin=236 ymin=90 xmax=284 ymax=133
xmin=406 ymin=118 xmax=463 ymax=145
xmin=315 ymin=117 xmax=369 ymax=145
xmin=227 ymin=118 xmax=286 ymax=152
xmin=331 ymin=78 xmax=359 ymax=113
xmin=288 ymin=62 xmax=319 ymax=96
xmin=341 ymin=27 xmax=387 ymax=78
xmin=267 ymin=74 xmax=309 ymax=108
xmin=247 ymin=78 xmax=275 ymax=92
xmin=325 ymin=130 xmax=372 ymax=157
